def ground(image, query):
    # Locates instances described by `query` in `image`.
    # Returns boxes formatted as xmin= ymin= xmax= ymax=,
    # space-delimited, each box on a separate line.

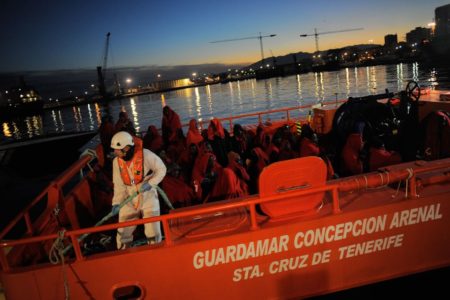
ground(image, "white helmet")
xmin=111 ymin=131 xmax=134 ymax=150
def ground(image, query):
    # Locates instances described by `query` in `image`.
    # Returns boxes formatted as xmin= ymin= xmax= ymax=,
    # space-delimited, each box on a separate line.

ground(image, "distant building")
xmin=406 ymin=27 xmax=431 ymax=46
xmin=150 ymin=78 xmax=194 ymax=91
xmin=384 ymin=34 xmax=398 ymax=48
xmin=435 ymin=4 xmax=450 ymax=36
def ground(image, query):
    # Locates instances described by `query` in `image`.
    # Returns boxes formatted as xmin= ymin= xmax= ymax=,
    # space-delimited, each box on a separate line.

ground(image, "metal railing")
xmin=0 ymin=172 xmax=341 ymax=271
xmin=184 ymin=99 xmax=345 ymax=132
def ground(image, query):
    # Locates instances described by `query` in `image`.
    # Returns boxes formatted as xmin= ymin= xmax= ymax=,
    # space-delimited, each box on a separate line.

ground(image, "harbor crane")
xmin=97 ymin=32 xmax=111 ymax=99
xmin=210 ymin=32 xmax=277 ymax=67
xmin=300 ymin=28 xmax=363 ymax=53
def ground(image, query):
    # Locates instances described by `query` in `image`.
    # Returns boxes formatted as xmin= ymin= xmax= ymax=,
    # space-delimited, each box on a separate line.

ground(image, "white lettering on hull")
xmin=269 ymin=255 xmax=309 ymax=275
xmin=390 ymin=203 xmax=442 ymax=229
xmin=338 ymin=234 xmax=404 ymax=259
xmin=191 ymin=203 xmax=444 ymax=283
xmin=193 ymin=235 xmax=289 ymax=269
xmin=294 ymin=215 xmax=387 ymax=249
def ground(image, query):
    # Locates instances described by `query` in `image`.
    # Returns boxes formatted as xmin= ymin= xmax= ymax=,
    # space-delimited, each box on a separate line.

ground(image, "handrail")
xmin=0 ymin=182 xmax=341 ymax=270
xmin=182 ymin=99 xmax=346 ymax=132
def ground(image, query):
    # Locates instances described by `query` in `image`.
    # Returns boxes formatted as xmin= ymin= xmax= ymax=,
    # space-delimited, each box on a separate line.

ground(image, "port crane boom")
xmin=210 ymin=33 xmax=277 ymax=67
xmin=102 ymin=32 xmax=111 ymax=79
xmin=97 ymin=32 xmax=111 ymax=99
xmin=300 ymin=28 xmax=363 ymax=52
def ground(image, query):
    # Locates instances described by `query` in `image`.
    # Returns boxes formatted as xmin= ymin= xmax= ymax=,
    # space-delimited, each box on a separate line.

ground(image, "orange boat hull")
xmin=2 ymin=160 xmax=450 ymax=299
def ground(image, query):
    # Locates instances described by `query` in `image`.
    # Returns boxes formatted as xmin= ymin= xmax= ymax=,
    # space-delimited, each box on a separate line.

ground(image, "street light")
xmin=125 ymin=78 xmax=132 ymax=93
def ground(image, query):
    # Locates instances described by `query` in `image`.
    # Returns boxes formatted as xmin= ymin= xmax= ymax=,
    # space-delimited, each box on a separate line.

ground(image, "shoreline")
xmin=42 ymin=57 xmax=450 ymax=110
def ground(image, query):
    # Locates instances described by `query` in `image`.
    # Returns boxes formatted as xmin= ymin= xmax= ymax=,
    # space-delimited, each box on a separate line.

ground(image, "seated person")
xmin=161 ymin=163 xmax=197 ymax=208
xmin=368 ymin=137 xmax=402 ymax=171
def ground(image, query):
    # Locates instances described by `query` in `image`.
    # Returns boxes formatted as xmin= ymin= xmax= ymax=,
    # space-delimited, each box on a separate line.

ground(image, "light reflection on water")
xmin=2 ymin=63 xmax=449 ymax=142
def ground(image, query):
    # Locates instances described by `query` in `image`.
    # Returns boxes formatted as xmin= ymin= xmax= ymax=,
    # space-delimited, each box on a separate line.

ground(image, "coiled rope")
xmin=49 ymin=230 xmax=70 ymax=299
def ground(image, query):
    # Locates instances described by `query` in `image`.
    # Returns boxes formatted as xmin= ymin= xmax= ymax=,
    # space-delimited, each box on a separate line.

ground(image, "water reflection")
xmin=345 ymin=68 xmax=351 ymax=98
xmin=429 ymin=68 xmax=438 ymax=87
xmin=314 ymin=72 xmax=325 ymax=102
xmin=368 ymin=66 xmax=377 ymax=93
xmin=264 ymin=81 xmax=273 ymax=111
xmin=93 ymin=103 xmax=102 ymax=129
xmin=73 ymin=106 xmax=82 ymax=131
xmin=12 ymin=122 xmax=19 ymax=139
xmin=196 ymin=86 xmax=203 ymax=121
xmin=296 ymin=74 xmax=303 ymax=100
xmin=2 ymin=122 xmax=12 ymax=138
xmin=56 ymin=110 xmax=65 ymax=132
xmin=130 ymin=98 xmax=140 ymax=132
xmin=2 ymin=63 xmax=449 ymax=143
xmin=236 ymin=80 xmax=242 ymax=106
xmin=160 ymin=94 xmax=166 ymax=107
xmin=250 ymin=81 xmax=256 ymax=99
xmin=396 ymin=63 xmax=404 ymax=90
xmin=412 ymin=62 xmax=419 ymax=82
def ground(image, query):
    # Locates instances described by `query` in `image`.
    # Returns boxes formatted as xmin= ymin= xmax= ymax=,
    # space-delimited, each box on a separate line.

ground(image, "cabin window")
xmin=113 ymin=284 xmax=143 ymax=300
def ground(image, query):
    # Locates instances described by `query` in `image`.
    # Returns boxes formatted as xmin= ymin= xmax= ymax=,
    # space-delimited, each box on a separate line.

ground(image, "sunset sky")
xmin=0 ymin=0 xmax=447 ymax=72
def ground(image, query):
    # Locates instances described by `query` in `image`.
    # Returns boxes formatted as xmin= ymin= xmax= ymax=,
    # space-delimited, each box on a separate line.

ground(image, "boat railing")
xmin=185 ymin=99 xmax=346 ymax=132
xmin=0 ymin=154 xmax=93 ymax=242
xmin=2 ymin=156 xmax=449 ymax=272
xmin=0 ymin=178 xmax=342 ymax=271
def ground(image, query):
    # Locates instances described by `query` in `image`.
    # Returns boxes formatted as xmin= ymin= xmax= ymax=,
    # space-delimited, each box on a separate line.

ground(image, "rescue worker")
xmin=110 ymin=131 xmax=167 ymax=249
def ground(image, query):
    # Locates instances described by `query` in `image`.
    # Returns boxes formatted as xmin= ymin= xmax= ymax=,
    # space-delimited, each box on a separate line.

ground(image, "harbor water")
xmin=2 ymin=63 xmax=450 ymax=142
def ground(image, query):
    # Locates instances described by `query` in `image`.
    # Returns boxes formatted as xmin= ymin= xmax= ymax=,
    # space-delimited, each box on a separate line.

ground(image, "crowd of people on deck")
xmin=99 ymin=106 xmax=404 ymax=211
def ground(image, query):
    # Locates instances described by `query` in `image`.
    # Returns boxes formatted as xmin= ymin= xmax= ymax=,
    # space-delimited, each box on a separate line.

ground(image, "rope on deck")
xmin=48 ymin=229 xmax=70 ymax=299
xmin=57 ymin=185 xmax=173 ymax=256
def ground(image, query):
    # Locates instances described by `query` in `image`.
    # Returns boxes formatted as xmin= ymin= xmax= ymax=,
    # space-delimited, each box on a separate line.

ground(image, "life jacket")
xmin=117 ymin=137 xmax=144 ymax=186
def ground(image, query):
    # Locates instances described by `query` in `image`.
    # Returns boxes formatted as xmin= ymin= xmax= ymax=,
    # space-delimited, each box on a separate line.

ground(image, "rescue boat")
xmin=1 ymin=82 xmax=449 ymax=299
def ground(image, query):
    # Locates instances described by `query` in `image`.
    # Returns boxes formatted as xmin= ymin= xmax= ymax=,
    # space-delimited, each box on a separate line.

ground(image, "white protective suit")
xmin=112 ymin=148 xmax=167 ymax=249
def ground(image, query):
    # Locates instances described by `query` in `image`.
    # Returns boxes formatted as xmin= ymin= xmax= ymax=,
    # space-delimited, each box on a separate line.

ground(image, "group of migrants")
xmin=99 ymin=106 xmax=405 ymax=248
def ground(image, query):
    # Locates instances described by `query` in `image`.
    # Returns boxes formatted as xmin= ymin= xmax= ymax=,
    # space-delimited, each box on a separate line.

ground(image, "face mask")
xmin=122 ymin=145 xmax=135 ymax=161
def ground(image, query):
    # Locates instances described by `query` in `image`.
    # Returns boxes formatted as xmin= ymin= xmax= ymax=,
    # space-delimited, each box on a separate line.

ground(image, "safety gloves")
xmin=140 ymin=181 xmax=152 ymax=192
xmin=111 ymin=204 xmax=120 ymax=216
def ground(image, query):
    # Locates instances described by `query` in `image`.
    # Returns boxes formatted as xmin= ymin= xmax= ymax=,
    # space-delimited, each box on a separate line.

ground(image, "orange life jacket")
xmin=117 ymin=137 xmax=144 ymax=186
